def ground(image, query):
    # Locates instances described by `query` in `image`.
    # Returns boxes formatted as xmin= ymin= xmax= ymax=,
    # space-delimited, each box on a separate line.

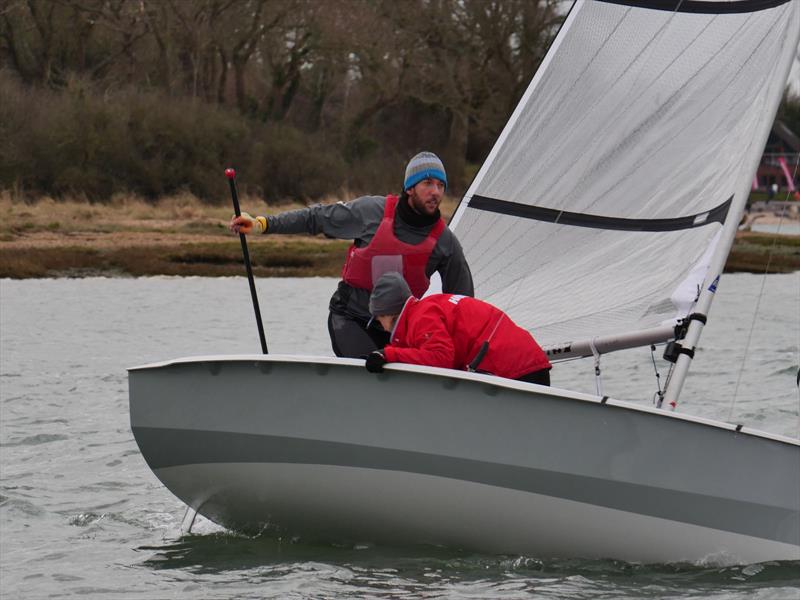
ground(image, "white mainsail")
xmin=451 ymin=0 xmax=800 ymax=360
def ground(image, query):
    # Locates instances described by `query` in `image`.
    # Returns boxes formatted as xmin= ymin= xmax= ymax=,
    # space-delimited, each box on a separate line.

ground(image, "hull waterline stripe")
xmin=597 ymin=0 xmax=791 ymax=14
xmin=132 ymin=426 xmax=799 ymax=547
xmin=468 ymin=195 xmax=732 ymax=232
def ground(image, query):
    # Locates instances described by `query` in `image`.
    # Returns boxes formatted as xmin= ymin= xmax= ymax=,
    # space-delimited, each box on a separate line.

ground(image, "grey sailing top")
xmin=267 ymin=195 xmax=473 ymax=320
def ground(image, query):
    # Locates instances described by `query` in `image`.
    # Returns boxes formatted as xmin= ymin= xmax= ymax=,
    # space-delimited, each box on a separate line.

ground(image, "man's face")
xmin=407 ymin=177 xmax=444 ymax=216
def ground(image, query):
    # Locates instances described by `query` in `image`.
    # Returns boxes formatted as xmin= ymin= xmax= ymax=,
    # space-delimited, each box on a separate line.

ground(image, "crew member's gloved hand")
xmin=365 ymin=351 xmax=387 ymax=373
xmin=229 ymin=212 xmax=267 ymax=234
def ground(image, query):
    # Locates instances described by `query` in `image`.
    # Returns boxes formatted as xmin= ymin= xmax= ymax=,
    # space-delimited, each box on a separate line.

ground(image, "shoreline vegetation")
xmin=1 ymin=193 xmax=798 ymax=279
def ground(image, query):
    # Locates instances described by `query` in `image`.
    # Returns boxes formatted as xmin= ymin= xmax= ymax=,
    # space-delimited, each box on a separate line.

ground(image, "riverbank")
xmin=0 ymin=194 xmax=351 ymax=278
xmin=1 ymin=194 xmax=798 ymax=278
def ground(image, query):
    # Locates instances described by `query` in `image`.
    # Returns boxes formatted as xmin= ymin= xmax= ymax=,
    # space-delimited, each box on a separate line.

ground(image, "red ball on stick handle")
xmin=225 ymin=168 xmax=236 ymax=179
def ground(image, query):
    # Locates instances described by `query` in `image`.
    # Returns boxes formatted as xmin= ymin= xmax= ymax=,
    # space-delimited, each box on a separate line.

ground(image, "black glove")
xmin=365 ymin=351 xmax=387 ymax=373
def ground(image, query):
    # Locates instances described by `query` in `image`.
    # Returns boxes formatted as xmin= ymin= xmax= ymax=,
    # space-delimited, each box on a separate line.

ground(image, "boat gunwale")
xmin=127 ymin=354 xmax=800 ymax=447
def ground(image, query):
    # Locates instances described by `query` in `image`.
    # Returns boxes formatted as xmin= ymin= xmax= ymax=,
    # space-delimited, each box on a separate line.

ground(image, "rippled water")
xmin=1 ymin=274 xmax=798 ymax=599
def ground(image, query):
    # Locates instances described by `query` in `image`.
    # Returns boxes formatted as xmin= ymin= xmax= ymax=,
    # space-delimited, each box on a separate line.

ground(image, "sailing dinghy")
xmin=129 ymin=0 xmax=800 ymax=564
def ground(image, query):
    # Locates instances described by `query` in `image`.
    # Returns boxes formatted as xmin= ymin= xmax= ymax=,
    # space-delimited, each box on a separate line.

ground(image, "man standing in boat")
xmin=365 ymin=272 xmax=551 ymax=385
xmin=230 ymin=152 xmax=474 ymax=358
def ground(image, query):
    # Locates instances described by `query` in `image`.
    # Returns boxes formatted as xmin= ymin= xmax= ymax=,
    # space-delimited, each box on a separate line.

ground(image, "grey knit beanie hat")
xmin=369 ymin=272 xmax=413 ymax=317
xmin=404 ymin=151 xmax=447 ymax=191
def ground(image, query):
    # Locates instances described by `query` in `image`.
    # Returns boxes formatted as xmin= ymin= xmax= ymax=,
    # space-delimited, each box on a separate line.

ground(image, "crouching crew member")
xmin=365 ymin=272 xmax=552 ymax=384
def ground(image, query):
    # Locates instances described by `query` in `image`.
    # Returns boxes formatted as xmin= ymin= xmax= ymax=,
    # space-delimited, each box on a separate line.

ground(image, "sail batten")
xmin=451 ymin=0 xmax=800 ymax=356
xmin=468 ymin=194 xmax=732 ymax=231
xmin=596 ymin=0 xmax=793 ymax=15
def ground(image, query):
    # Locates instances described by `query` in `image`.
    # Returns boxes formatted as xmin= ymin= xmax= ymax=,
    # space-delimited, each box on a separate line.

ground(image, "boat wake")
xmin=136 ymin=530 xmax=800 ymax=597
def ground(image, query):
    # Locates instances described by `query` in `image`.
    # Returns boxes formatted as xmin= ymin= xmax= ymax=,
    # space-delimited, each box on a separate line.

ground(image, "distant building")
xmin=755 ymin=120 xmax=799 ymax=197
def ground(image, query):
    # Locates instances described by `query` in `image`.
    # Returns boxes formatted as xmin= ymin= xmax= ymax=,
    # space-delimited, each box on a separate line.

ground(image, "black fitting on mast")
xmin=686 ymin=312 xmax=708 ymax=325
xmin=663 ymin=341 xmax=695 ymax=363
xmin=665 ymin=312 xmax=706 ymax=363
xmin=672 ymin=312 xmax=707 ymax=340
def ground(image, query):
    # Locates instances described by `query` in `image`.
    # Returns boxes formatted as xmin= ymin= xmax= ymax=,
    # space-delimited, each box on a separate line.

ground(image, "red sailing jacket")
xmin=383 ymin=294 xmax=551 ymax=380
xmin=341 ymin=195 xmax=445 ymax=298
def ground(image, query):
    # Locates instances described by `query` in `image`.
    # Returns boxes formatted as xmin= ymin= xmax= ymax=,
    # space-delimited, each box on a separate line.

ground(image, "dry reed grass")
xmin=0 ymin=190 xmax=460 ymax=237
xmin=0 ymin=191 xmax=461 ymax=277
xmin=0 ymin=190 xmax=284 ymax=235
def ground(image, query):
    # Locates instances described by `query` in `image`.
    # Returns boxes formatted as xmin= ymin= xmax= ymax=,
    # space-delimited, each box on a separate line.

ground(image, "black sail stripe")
xmin=468 ymin=195 xmax=732 ymax=232
xmin=596 ymin=0 xmax=791 ymax=14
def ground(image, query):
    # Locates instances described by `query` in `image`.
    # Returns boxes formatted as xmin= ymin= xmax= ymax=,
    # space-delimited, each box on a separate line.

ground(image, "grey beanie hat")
xmin=404 ymin=151 xmax=447 ymax=191
xmin=369 ymin=272 xmax=413 ymax=317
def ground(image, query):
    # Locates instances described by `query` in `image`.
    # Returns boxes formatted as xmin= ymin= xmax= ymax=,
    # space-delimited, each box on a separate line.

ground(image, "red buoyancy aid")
xmin=341 ymin=195 xmax=445 ymax=297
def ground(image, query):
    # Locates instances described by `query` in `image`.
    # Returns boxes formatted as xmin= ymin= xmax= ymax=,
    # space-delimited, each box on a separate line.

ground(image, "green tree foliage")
xmin=777 ymin=89 xmax=800 ymax=139
xmin=0 ymin=0 xmax=561 ymax=201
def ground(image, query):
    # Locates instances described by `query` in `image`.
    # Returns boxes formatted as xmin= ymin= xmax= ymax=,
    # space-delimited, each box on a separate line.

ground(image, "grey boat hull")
xmin=128 ymin=355 xmax=800 ymax=564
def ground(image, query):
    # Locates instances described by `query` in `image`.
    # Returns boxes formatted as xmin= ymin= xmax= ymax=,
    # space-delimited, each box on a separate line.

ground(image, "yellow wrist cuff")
xmin=255 ymin=216 xmax=267 ymax=234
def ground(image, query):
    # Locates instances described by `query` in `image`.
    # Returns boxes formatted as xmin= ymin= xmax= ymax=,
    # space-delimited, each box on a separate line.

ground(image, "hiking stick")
xmin=226 ymin=168 xmax=268 ymax=354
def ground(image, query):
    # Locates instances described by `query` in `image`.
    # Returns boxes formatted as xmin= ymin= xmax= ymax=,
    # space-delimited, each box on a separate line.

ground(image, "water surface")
xmin=1 ymin=274 xmax=798 ymax=598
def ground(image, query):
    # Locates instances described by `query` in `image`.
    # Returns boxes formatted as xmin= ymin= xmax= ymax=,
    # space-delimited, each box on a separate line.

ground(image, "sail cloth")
xmin=450 ymin=0 xmax=800 ymax=351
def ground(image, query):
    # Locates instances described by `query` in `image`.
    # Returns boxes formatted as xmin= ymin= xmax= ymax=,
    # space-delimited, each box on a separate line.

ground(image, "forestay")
xmin=450 ymin=0 xmax=800 ymax=354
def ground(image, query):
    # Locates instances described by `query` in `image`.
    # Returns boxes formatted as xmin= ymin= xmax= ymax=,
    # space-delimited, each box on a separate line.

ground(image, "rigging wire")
xmin=649 ymin=344 xmax=664 ymax=406
xmin=727 ymin=153 xmax=800 ymax=424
